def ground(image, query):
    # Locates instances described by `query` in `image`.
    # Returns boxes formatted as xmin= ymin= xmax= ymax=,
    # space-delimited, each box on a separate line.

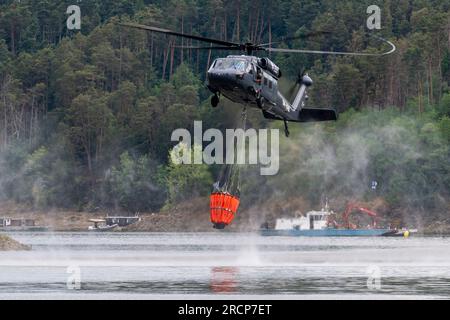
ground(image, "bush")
xmin=105 ymin=152 xmax=166 ymax=212
xmin=165 ymin=144 xmax=213 ymax=204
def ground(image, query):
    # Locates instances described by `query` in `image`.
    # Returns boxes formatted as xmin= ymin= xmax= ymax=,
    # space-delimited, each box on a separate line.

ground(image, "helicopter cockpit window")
xmin=213 ymin=59 xmax=223 ymax=69
xmin=233 ymin=60 xmax=247 ymax=71
xmin=213 ymin=59 xmax=248 ymax=71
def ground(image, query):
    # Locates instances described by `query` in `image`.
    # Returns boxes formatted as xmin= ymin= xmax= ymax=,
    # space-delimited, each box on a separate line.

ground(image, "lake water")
xmin=0 ymin=232 xmax=449 ymax=299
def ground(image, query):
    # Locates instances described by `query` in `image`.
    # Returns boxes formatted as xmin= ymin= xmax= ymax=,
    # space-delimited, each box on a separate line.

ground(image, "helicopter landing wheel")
xmin=211 ymin=94 xmax=219 ymax=108
xmin=257 ymin=97 xmax=265 ymax=109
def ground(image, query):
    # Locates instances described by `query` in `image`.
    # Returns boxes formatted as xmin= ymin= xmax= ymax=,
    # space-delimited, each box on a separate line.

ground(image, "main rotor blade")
xmin=172 ymin=45 xmax=242 ymax=51
xmin=266 ymin=36 xmax=396 ymax=56
xmin=258 ymin=31 xmax=332 ymax=47
xmin=119 ymin=22 xmax=241 ymax=48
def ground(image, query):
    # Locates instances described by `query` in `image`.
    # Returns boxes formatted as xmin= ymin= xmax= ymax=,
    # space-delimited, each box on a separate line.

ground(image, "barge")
xmin=260 ymin=203 xmax=414 ymax=237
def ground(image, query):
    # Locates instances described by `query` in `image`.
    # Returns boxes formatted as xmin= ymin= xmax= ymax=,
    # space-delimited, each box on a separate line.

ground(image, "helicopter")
xmin=120 ymin=23 xmax=396 ymax=137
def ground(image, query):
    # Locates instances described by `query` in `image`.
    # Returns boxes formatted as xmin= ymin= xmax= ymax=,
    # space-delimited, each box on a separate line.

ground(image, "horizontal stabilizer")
xmin=297 ymin=108 xmax=337 ymax=122
xmin=262 ymin=108 xmax=338 ymax=123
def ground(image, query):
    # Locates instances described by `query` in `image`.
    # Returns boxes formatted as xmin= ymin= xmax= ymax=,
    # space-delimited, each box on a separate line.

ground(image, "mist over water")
xmin=238 ymin=107 xmax=450 ymax=232
xmin=1 ymin=232 xmax=449 ymax=300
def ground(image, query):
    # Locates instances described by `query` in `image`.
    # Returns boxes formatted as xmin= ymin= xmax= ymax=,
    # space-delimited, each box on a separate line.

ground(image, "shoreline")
xmin=0 ymin=230 xmax=448 ymax=237
xmin=0 ymin=200 xmax=447 ymax=236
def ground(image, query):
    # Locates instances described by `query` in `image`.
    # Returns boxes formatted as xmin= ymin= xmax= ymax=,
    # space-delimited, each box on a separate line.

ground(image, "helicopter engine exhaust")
xmin=258 ymin=58 xmax=282 ymax=79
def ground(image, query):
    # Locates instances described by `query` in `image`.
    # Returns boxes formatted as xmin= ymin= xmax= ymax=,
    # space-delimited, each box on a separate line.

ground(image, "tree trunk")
xmin=30 ymin=95 xmax=35 ymax=146
xmin=268 ymin=18 xmax=272 ymax=58
xmin=2 ymin=85 xmax=8 ymax=149
xmin=258 ymin=12 xmax=265 ymax=44
xmin=180 ymin=16 xmax=184 ymax=65
xmin=437 ymin=37 xmax=443 ymax=101
xmin=169 ymin=39 xmax=175 ymax=79
xmin=448 ymin=17 xmax=450 ymax=50
xmin=428 ymin=58 xmax=432 ymax=105
xmin=119 ymin=31 xmax=123 ymax=88
xmin=224 ymin=14 xmax=227 ymax=41
xmin=189 ymin=24 xmax=193 ymax=63
xmin=236 ymin=0 xmax=240 ymax=42
xmin=150 ymin=32 xmax=154 ymax=68
xmin=162 ymin=39 xmax=171 ymax=80
xmin=10 ymin=22 xmax=16 ymax=56
xmin=418 ymin=77 xmax=423 ymax=114
xmin=196 ymin=43 xmax=200 ymax=74
xmin=206 ymin=17 xmax=218 ymax=75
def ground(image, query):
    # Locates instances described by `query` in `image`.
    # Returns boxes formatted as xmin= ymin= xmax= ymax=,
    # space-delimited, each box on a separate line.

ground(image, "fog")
xmin=239 ymin=108 xmax=449 ymax=230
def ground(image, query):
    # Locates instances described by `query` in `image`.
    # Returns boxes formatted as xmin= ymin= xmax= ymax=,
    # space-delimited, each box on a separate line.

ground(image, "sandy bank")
xmin=0 ymin=234 xmax=31 ymax=251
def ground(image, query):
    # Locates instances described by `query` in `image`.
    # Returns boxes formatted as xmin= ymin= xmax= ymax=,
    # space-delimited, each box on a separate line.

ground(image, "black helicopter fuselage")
xmin=206 ymin=55 xmax=337 ymax=130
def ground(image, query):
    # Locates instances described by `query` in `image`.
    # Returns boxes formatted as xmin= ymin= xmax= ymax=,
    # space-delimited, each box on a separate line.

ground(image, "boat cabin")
xmin=0 ymin=218 xmax=36 ymax=228
xmin=275 ymin=209 xmax=333 ymax=231
xmin=105 ymin=216 xmax=141 ymax=227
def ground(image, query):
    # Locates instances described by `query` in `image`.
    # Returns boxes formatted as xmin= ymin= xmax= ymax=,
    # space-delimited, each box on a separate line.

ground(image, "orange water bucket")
xmin=210 ymin=192 xmax=240 ymax=229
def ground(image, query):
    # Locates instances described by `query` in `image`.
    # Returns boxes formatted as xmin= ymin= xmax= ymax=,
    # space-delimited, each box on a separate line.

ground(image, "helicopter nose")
xmin=208 ymin=71 xmax=235 ymax=85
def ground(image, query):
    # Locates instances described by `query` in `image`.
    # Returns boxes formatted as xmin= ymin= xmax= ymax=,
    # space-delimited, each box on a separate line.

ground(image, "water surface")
xmin=0 ymin=232 xmax=449 ymax=299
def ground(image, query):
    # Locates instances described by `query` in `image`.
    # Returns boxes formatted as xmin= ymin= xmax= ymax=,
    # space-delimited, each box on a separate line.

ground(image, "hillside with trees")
xmin=0 ymin=0 xmax=449 ymax=229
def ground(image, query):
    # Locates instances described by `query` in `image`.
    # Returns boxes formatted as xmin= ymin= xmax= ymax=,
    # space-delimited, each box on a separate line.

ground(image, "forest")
xmin=0 ymin=0 xmax=449 ymax=227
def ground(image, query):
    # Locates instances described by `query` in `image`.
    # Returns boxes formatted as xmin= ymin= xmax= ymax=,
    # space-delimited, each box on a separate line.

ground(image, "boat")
xmin=88 ymin=219 xmax=118 ymax=232
xmin=0 ymin=217 xmax=49 ymax=232
xmin=382 ymin=228 xmax=418 ymax=237
xmin=260 ymin=202 xmax=414 ymax=237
